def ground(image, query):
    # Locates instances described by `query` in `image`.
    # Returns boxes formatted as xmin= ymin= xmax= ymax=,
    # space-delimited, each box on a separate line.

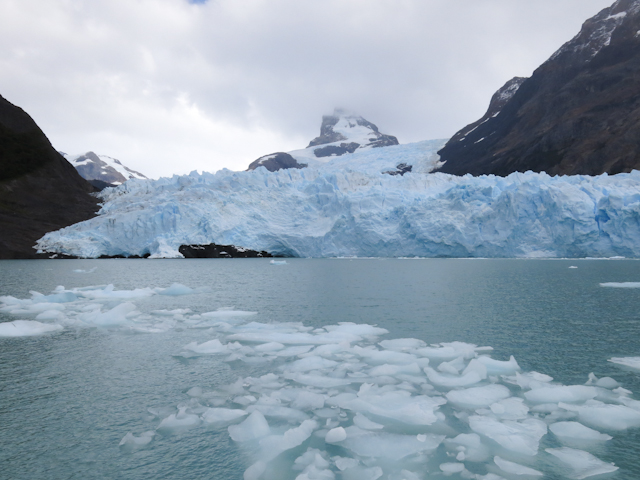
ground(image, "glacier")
xmin=37 ymin=139 xmax=640 ymax=258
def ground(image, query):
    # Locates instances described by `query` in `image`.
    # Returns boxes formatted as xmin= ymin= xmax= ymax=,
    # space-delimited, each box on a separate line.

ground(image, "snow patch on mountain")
xmin=549 ymin=0 xmax=638 ymax=62
xmin=63 ymin=151 xmax=147 ymax=185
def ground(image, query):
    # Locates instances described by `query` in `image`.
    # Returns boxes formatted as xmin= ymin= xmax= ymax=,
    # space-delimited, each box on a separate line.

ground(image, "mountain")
xmin=248 ymin=109 xmax=399 ymax=172
xmin=437 ymin=0 xmax=640 ymax=176
xmin=62 ymin=151 xmax=147 ymax=188
xmin=0 ymin=94 xmax=99 ymax=258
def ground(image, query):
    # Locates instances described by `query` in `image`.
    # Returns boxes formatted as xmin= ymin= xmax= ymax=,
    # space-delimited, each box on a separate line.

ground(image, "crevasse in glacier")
xmin=36 ymin=140 xmax=640 ymax=258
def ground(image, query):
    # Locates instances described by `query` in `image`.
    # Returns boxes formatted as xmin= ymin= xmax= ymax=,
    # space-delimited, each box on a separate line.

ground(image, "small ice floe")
xmin=568 ymin=266 xmax=578 ymax=269
xmin=156 ymin=407 xmax=201 ymax=435
xmin=0 ymin=320 xmax=63 ymax=337
xmin=546 ymin=447 xmax=618 ymax=479
xmin=270 ymin=260 xmax=287 ymax=265
xmin=156 ymin=283 xmax=194 ymax=296
xmin=119 ymin=431 xmax=155 ymax=451
xmin=549 ymin=421 xmax=612 ymax=442
xmin=493 ymin=456 xmax=542 ymax=477
xmin=600 ymin=282 xmax=640 ymax=288
xmin=73 ymin=267 xmax=97 ymax=273
xmin=608 ymin=356 xmax=640 ymax=372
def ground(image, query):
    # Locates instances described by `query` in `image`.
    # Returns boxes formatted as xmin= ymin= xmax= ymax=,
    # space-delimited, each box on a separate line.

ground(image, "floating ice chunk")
xmin=546 ymin=447 xmax=618 ymax=479
xmin=73 ymin=267 xmax=97 ymax=273
xmin=379 ymin=338 xmax=426 ymax=351
xmin=341 ymin=466 xmax=383 ymax=480
xmin=559 ymin=401 xmax=640 ymax=430
xmin=344 ymin=390 xmax=446 ymax=426
xmin=424 ymin=367 xmax=485 ymax=388
xmin=507 ymin=371 xmax=553 ymax=390
xmin=201 ymin=309 xmax=258 ymax=318
xmin=228 ymin=411 xmax=270 ymax=442
xmin=437 ymin=357 xmax=466 ymax=374
xmin=254 ymin=342 xmax=285 ymax=352
xmin=469 ymin=416 xmax=547 ymax=456
xmin=152 ymin=308 xmax=192 ymax=316
xmin=243 ymin=461 xmax=266 ymax=480
xmin=524 ymin=386 xmax=598 ymax=404
xmin=484 ymin=397 xmax=529 ymax=420
xmin=184 ymin=339 xmax=241 ymax=355
xmin=368 ymin=362 xmax=423 ymax=377
xmin=477 ymin=355 xmax=520 ymax=375
xmin=440 ymin=462 xmax=465 ymax=474
xmin=293 ymin=449 xmax=333 ymax=480
xmin=352 ymin=413 xmax=384 ymax=430
xmin=325 ymin=427 xmax=347 ymax=443
xmin=270 ymin=260 xmax=287 ymax=265
xmin=280 ymin=390 xmax=325 ymax=410
xmin=286 ymin=373 xmax=353 ymax=388
xmin=0 ymin=320 xmax=63 ymax=337
xmin=608 ymin=357 xmax=640 ymax=372
xmin=600 ymin=282 xmax=640 ymax=288
xmin=35 ymin=310 xmax=65 ymax=321
xmin=446 ymin=384 xmax=511 ymax=409
xmin=340 ymin=429 xmax=445 ymax=460
xmin=285 ymin=356 xmax=339 ymax=372
xmin=415 ymin=341 xmax=481 ymax=361
xmin=549 ymin=421 xmax=612 ymax=441
xmin=80 ymin=302 xmax=137 ymax=326
xmin=332 ymin=456 xmax=359 ymax=471
xmin=119 ymin=431 xmax=155 ymax=450
xmin=157 ymin=407 xmax=201 ymax=434
xmin=568 ymin=266 xmax=578 ymax=269
xmin=585 ymin=373 xmax=620 ymax=389
xmin=247 ymin=404 xmax=309 ymax=422
xmin=445 ymin=433 xmax=491 ymax=462
xmin=201 ymin=408 xmax=248 ymax=426
xmin=493 ymin=456 xmax=542 ymax=476
xmin=259 ymin=419 xmax=317 ymax=461
xmin=77 ymin=284 xmax=155 ymax=299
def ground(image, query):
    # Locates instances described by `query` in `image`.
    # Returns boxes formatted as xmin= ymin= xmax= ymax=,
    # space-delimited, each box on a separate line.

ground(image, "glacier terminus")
xmin=35 ymin=139 xmax=640 ymax=259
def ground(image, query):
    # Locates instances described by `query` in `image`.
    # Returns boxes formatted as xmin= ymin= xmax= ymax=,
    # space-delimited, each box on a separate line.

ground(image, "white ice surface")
xmin=545 ymin=447 xmax=618 ymax=479
xmin=608 ymin=356 xmax=640 ymax=371
xmin=36 ymin=144 xmax=640 ymax=258
xmin=0 ymin=320 xmax=63 ymax=337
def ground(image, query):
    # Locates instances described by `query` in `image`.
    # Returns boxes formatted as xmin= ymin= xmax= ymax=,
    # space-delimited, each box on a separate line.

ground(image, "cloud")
xmin=0 ymin=0 xmax=614 ymax=178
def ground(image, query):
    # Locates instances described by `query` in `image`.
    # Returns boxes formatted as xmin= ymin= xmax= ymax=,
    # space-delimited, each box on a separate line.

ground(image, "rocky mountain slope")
xmin=63 ymin=151 xmax=147 ymax=188
xmin=0 ymin=95 xmax=99 ymax=258
xmin=248 ymin=109 xmax=399 ymax=172
xmin=437 ymin=0 xmax=640 ymax=176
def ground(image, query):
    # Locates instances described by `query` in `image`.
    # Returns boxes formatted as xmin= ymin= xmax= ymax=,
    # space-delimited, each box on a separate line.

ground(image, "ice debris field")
xmin=2 ymin=283 xmax=640 ymax=479
xmin=35 ymin=139 xmax=640 ymax=259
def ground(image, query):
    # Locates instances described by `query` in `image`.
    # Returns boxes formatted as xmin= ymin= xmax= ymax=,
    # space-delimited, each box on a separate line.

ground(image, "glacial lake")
xmin=1 ymin=258 xmax=640 ymax=479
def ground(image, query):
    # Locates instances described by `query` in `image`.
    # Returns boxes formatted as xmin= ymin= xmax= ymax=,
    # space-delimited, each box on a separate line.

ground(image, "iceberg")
xmin=34 ymin=139 xmax=640 ymax=258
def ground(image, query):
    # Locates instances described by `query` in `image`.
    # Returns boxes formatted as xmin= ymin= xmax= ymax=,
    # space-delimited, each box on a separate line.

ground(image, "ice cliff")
xmin=36 ymin=139 xmax=640 ymax=259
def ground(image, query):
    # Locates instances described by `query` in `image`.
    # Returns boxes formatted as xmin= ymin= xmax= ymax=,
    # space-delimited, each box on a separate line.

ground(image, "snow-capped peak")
xmin=307 ymin=108 xmax=399 ymax=153
xmin=63 ymin=151 xmax=147 ymax=186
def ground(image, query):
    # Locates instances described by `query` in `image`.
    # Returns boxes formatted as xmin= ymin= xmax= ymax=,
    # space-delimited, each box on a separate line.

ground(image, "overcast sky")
xmin=1 ymin=0 xmax=614 ymax=178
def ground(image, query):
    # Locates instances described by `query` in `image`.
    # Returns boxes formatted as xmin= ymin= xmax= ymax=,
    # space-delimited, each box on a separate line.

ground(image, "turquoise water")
xmin=1 ymin=258 xmax=640 ymax=479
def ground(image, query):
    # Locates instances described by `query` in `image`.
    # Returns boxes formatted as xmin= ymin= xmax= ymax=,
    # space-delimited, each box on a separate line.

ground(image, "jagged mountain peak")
xmin=247 ymin=109 xmax=400 ymax=172
xmin=64 ymin=151 xmax=147 ymax=187
xmin=437 ymin=0 xmax=640 ymax=177
xmin=307 ymin=108 xmax=398 ymax=152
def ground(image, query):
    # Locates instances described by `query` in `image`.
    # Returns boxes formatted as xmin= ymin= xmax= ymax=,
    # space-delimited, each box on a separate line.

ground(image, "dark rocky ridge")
xmin=247 ymin=152 xmax=307 ymax=172
xmin=437 ymin=0 xmax=640 ymax=176
xmin=178 ymin=244 xmax=273 ymax=258
xmin=0 ymin=94 xmax=99 ymax=258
